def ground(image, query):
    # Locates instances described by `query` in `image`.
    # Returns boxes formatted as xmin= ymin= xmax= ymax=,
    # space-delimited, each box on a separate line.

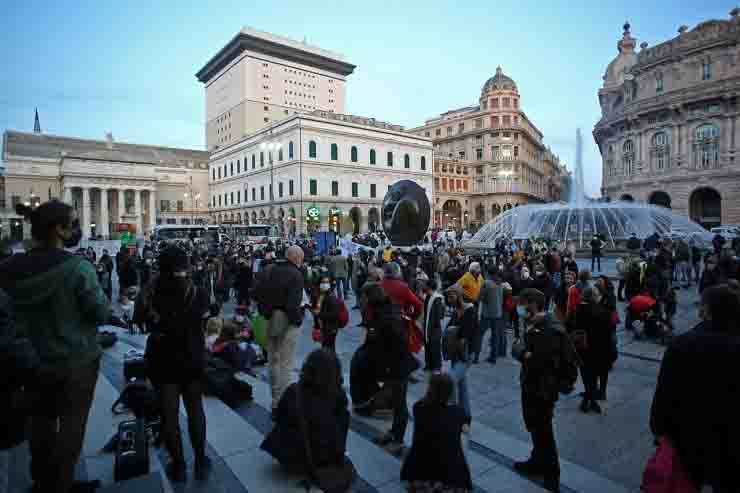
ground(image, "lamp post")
xmin=184 ymin=176 xmax=201 ymax=225
xmin=260 ymin=140 xmax=282 ymax=225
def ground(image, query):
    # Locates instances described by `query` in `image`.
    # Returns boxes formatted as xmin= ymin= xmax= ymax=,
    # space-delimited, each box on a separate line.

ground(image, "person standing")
xmin=514 ymin=288 xmax=573 ymax=493
xmin=311 ymin=276 xmax=342 ymax=353
xmin=328 ymin=249 xmax=349 ymax=300
xmin=444 ymin=285 xmax=477 ymax=429
xmin=0 ymin=201 xmax=109 ymax=493
xmin=255 ymin=245 xmax=305 ymax=410
xmin=144 ymin=246 xmax=211 ymax=482
xmin=421 ymin=279 xmax=444 ymax=372
xmin=456 ymin=262 xmax=484 ymax=305
xmin=590 ymin=235 xmax=605 ymax=273
xmin=479 ymin=270 xmax=504 ymax=364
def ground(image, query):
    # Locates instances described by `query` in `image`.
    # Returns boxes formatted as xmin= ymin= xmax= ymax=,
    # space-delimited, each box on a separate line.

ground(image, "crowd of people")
xmin=1 ymin=199 xmax=739 ymax=493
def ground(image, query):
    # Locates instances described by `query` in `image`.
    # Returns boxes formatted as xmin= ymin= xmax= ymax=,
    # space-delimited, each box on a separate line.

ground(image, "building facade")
xmin=595 ymin=12 xmax=740 ymax=229
xmin=409 ymin=68 xmax=567 ymax=229
xmin=1 ymin=130 xmax=210 ymax=241
xmin=208 ymin=111 xmax=433 ymax=236
xmin=197 ymin=27 xmax=355 ymax=151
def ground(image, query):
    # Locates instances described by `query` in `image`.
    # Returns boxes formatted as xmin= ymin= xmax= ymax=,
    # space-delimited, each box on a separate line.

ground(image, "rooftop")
xmin=2 ymin=130 xmax=210 ymax=168
xmin=307 ymin=110 xmax=406 ymax=132
xmin=196 ymin=28 xmax=356 ymax=83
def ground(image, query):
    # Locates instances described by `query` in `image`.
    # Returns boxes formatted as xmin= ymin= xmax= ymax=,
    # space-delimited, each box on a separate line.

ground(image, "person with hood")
xmin=0 ymin=201 xmax=109 ymax=493
xmin=649 ymin=285 xmax=740 ymax=492
xmin=362 ymin=283 xmax=417 ymax=456
xmin=421 ymin=279 xmax=445 ymax=372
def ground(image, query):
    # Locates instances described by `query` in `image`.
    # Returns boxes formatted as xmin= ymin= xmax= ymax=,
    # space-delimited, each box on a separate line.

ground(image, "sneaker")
xmin=590 ymin=400 xmax=602 ymax=414
xmin=513 ymin=459 xmax=542 ymax=477
xmin=373 ymin=432 xmax=395 ymax=446
xmin=195 ymin=456 xmax=212 ymax=481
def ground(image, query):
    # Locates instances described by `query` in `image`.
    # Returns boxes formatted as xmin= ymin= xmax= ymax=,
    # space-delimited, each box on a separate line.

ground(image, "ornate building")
xmin=1 ymin=129 xmax=210 ymax=241
xmin=595 ymin=12 xmax=740 ymax=229
xmin=410 ymin=68 xmax=567 ymax=229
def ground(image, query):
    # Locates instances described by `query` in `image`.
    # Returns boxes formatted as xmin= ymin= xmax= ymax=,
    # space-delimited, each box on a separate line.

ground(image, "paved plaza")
xmin=0 ymin=279 xmax=702 ymax=493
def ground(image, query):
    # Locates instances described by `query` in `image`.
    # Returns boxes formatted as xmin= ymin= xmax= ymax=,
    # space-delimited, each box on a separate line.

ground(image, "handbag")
xmin=296 ymin=386 xmax=356 ymax=493
xmin=312 ymin=328 xmax=323 ymax=343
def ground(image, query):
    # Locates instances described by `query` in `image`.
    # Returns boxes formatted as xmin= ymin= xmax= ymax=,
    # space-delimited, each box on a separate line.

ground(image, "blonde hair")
xmin=206 ymin=317 xmax=223 ymax=337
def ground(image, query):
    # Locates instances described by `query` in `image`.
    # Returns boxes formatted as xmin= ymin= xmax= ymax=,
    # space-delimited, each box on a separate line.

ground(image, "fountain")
xmin=465 ymin=129 xmax=712 ymax=249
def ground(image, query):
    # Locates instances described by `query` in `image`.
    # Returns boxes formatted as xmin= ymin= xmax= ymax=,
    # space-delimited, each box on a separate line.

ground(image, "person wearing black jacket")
xmin=144 ymin=246 xmax=211 ymax=482
xmin=514 ymin=288 xmax=572 ymax=493
xmin=649 ymin=285 xmax=740 ymax=492
xmin=311 ymin=276 xmax=342 ymax=352
xmin=421 ymin=279 xmax=444 ymax=372
xmin=362 ymin=283 xmax=416 ymax=456
xmin=401 ymin=373 xmax=473 ymax=491
xmin=255 ymin=246 xmax=305 ymax=411
xmin=236 ymin=256 xmax=253 ymax=307
xmin=261 ymin=349 xmax=349 ymax=474
xmin=445 ymin=285 xmax=476 ymax=428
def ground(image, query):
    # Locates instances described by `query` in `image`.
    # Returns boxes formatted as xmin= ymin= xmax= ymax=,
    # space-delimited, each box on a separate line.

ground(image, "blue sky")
xmin=1 ymin=0 xmax=735 ymax=195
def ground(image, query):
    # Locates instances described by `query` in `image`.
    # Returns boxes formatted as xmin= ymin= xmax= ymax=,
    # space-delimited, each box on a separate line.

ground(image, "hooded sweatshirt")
xmin=0 ymin=249 xmax=110 ymax=371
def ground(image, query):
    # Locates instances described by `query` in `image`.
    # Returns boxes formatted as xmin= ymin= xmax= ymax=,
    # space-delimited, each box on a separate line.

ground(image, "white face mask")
xmin=320 ymin=283 xmax=331 ymax=292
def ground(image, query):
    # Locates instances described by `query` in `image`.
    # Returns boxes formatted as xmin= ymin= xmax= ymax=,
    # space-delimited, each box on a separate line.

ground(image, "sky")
xmin=1 ymin=0 xmax=736 ymax=196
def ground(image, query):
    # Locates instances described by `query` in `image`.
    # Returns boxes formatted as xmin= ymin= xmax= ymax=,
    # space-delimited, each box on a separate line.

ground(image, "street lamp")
xmin=184 ymin=176 xmax=201 ymax=225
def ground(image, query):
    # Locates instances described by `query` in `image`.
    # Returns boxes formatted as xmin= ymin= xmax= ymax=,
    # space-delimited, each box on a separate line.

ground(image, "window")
xmin=252 ymin=155 xmax=256 ymax=169
xmin=228 ymin=162 xmax=232 ymax=176
xmin=260 ymin=152 xmax=264 ymax=167
xmin=458 ymin=151 xmax=466 ymax=160
xmin=252 ymin=188 xmax=256 ymax=201
xmin=514 ymin=146 xmax=519 ymax=158
xmin=424 ymin=131 xmax=430 ymax=137
xmin=387 ymin=151 xmax=394 ymax=167
xmin=279 ymin=182 xmax=283 ymax=197
xmin=702 ymin=60 xmax=711 ymax=81
xmin=491 ymin=98 xmax=499 ymax=108
xmin=217 ymin=167 xmax=221 ymax=179
xmin=482 ymin=100 xmax=488 ymax=110
xmin=420 ymin=156 xmax=426 ymax=170
xmin=309 ymin=140 xmax=317 ymax=158
xmin=331 ymin=181 xmax=339 ymax=196
xmin=476 ymin=148 xmax=483 ymax=160
xmin=351 ymin=146 xmax=358 ymax=162
xmin=503 ymin=98 xmax=510 ymax=108
xmin=656 ymin=75 xmax=663 ymax=93
xmin=370 ymin=184 xmax=377 ymax=198
xmin=458 ymin=122 xmax=464 ymax=133
xmin=269 ymin=184 xmax=273 ymax=200
xmin=289 ymin=141 xmax=294 ymax=159
xmin=503 ymin=115 xmax=511 ymax=126
xmin=475 ymin=118 xmax=482 ymax=129
xmin=212 ymin=169 xmax=215 ymax=181
xmin=331 ymin=143 xmax=338 ymax=160
xmin=237 ymin=190 xmax=241 ymax=203
xmin=289 ymin=180 xmax=294 ymax=195
xmin=160 ymin=200 xmax=170 ymax=212
xmin=446 ymin=126 xmax=452 ymax=135
xmin=492 ymin=145 xmax=500 ymax=159
xmin=623 ymin=140 xmax=635 ymax=175
xmin=218 ymin=195 xmax=222 ymax=207
xmin=491 ymin=116 xmax=499 ymax=127
xmin=352 ymin=182 xmax=358 ymax=197
xmin=310 ymin=179 xmax=317 ymax=195
xmin=278 ymin=148 xmax=283 ymax=161
xmin=229 ymin=193 xmax=233 ymax=206
xmin=514 ymin=116 xmax=519 ymax=125
xmin=694 ymin=124 xmax=720 ymax=169
xmin=404 ymin=154 xmax=410 ymax=169
xmin=514 ymin=99 xmax=519 ymax=108
xmin=435 ymin=129 xmax=441 ymax=136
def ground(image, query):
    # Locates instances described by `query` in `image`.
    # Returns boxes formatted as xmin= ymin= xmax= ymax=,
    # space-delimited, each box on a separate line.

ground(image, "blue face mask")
xmin=516 ymin=305 xmax=528 ymax=318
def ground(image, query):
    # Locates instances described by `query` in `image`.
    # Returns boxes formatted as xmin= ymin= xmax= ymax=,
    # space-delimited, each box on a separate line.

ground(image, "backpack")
xmin=337 ymin=299 xmax=349 ymax=328
xmin=112 ymin=379 xmax=160 ymax=421
xmin=544 ymin=315 xmax=580 ymax=395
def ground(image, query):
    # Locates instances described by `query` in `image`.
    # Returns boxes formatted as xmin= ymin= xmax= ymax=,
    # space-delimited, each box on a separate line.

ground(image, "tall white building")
xmin=208 ymin=111 xmax=433 ymax=235
xmin=197 ymin=27 xmax=356 ymax=150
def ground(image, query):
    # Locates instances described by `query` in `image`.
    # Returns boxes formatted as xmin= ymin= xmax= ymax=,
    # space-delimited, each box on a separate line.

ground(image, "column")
xmin=81 ymin=187 xmax=91 ymax=240
xmin=63 ymin=186 xmax=72 ymax=205
xmin=118 ymin=189 xmax=126 ymax=222
xmin=148 ymin=190 xmax=157 ymax=233
xmin=99 ymin=188 xmax=109 ymax=239
xmin=133 ymin=189 xmax=142 ymax=237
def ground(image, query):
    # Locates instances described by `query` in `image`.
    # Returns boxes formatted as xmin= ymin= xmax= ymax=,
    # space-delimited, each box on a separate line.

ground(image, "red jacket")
xmin=381 ymin=279 xmax=423 ymax=320
xmin=629 ymin=294 xmax=656 ymax=314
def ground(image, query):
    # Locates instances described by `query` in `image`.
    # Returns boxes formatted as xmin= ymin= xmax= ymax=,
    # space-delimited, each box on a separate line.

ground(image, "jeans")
xmin=388 ymin=378 xmax=409 ymax=443
xmin=677 ymin=261 xmax=691 ymax=286
xmin=29 ymin=358 xmax=100 ymax=493
xmin=591 ymin=254 xmax=602 ymax=272
xmin=266 ymin=311 xmax=300 ymax=409
xmin=551 ymin=272 xmax=562 ymax=291
xmin=335 ymin=277 xmax=348 ymax=300
xmin=479 ymin=317 xmax=494 ymax=360
xmin=159 ymin=379 xmax=207 ymax=467
xmin=449 ymin=361 xmax=471 ymax=420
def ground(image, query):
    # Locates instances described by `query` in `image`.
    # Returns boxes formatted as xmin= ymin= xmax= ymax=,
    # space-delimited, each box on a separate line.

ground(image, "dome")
xmin=482 ymin=66 xmax=518 ymax=94
xmin=602 ymin=22 xmax=638 ymax=89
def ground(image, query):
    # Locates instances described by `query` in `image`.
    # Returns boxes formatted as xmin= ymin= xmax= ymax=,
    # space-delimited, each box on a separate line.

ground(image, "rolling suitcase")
xmin=123 ymin=350 xmax=147 ymax=382
xmin=114 ymin=419 xmax=150 ymax=482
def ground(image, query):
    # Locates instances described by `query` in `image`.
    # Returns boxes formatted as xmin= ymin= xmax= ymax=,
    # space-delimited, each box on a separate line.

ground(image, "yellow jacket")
xmin=457 ymin=271 xmax=483 ymax=302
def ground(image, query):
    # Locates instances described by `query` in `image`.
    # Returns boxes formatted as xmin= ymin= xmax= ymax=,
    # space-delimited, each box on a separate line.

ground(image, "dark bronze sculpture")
xmin=382 ymin=180 xmax=431 ymax=246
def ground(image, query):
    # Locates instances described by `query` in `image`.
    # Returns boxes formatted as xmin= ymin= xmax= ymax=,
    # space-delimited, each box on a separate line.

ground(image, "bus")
xmin=151 ymin=225 xmax=220 ymax=243
xmin=220 ymin=224 xmax=281 ymax=244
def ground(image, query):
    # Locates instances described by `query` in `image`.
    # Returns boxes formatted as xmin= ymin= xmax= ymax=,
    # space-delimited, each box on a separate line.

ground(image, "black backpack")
xmin=112 ymin=379 xmax=160 ymax=421
xmin=544 ymin=314 xmax=580 ymax=395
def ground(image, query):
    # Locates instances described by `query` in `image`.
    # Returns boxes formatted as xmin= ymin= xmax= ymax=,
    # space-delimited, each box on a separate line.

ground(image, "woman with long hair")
xmin=261 ymin=348 xmax=350 ymax=473
xmin=144 ymin=245 xmax=211 ymax=482
xmin=401 ymin=373 xmax=473 ymax=492
xmin=0 ymin=201 xmax=109 ymax=493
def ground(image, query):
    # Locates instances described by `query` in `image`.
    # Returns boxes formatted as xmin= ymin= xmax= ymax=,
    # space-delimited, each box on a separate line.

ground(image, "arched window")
xmin=288 ymin=141 xmax=294 ymax=159
xmin=387 ymin=151 xmax=394 ymax=167
xmin=652 ymin=132 xmax=669 ymax=171
xmin=370 ymin=149 xmax=376 ymax=165
xmin=421 ymin=156 xmax=426 ymax=171
xmin=252 ymin=155 xmax=256 ymax=169
xmin=351 ymin=146 xmax=358 ymax=163
xmin=331 ymin=143 xmax=338 ymax=161
xmin=622 ymin=139 xmax=635 ymax=176
xmin=278 ymin=148 xmax=283 ymax=161
xmin=694 ymin=124 xmax=720 ymax=169
xmin=309 ymin=140 xmax=317 ymax=158
xmin=404 ymin=154 xmax=410 ymax=169
xmin=260 ymin=152 xmax=265 ymax=167
xmin=237 ymin=159 xmax=241 ymax=173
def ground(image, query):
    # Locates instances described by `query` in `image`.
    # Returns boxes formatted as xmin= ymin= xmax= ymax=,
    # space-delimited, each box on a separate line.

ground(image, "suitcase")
xmin=123 ymin=350 xmax=147 ymax=382
xmin=114 ymin=419 xmax=150 ymax=482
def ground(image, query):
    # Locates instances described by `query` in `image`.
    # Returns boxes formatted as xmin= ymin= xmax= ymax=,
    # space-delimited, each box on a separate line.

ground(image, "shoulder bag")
xmin=296 ymin=386 xmax=356 ymax=493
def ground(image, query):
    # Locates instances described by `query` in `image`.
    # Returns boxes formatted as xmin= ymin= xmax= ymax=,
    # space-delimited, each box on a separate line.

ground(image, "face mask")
xmin=320 ymin=283 xmax=331 ymax=292
xmin=235 ymin=315 xmax=245 ymax=323
xmin=522 ymin=272 xmax=530 ymax=280
xmin=62 ymin=219 xmax=82 ymax=248
xmin=145 ymin=259 xmax=153 ymax=265
xmin=516 ymin=305 xmax=528 ymax=318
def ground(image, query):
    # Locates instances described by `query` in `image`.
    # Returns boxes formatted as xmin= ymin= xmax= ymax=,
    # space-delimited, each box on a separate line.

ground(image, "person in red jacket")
xmin=380 ymin=262 xmax=422 ymax=320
